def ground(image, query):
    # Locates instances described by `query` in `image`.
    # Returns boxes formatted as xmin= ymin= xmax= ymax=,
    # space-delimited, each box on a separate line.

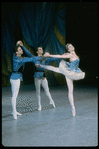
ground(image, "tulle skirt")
xmin=59 ymin=60 xmax=85 ymax=80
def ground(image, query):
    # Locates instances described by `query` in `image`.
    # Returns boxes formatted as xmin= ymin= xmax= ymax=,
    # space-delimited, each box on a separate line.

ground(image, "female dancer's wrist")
xmin=49 ymin=55 xmax=53 ymax=57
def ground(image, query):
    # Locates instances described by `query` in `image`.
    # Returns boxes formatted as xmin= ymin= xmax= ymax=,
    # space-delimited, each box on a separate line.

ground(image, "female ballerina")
xmin=36 ymin=43 xmax=85 ymax=116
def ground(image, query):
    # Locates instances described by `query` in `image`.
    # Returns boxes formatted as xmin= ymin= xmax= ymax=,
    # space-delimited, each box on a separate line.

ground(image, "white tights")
xmin=34 ymin=78 xmax=53 ymax=108
xmin=39 ymin=65 xmax=75 ymax=110
xmin=10 ymin=73 xmax=75 ymax=116
xmin=65 ymin=77 xmax=75 ymax=109
xmin=10 ymin=79 xmax=20 ymax=114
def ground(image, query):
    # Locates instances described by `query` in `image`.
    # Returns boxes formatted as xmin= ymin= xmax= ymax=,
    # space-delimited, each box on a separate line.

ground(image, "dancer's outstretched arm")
xmin=44 ymin=52 xmax=71 ymax=59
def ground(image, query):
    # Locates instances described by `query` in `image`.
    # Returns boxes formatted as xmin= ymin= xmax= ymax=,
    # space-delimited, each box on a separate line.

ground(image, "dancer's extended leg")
xmin=42 ymin=78 xmax=55 ymax=108
xmin=40 ymin=65 xmax=62 ymax=74
xmin=65 ymin=76 xmax=76 ymax=116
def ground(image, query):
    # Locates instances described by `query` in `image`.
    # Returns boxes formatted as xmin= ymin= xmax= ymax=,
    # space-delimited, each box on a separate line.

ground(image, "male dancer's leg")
xmin=10 ymin=79 xmax=21 ymax=119
xmin=41 ymin=78 xmax=55 ymax=108
xmin=34 ymin=78 xmax=42 ymax=111
xmin=65 ymin=76 xmax=76 ymax=116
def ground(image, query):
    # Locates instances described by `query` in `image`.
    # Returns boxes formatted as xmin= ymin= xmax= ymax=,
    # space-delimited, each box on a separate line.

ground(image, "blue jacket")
xmin=22 ymin=46 xmax=58 ymax=79
xmin=10 ymin=53 xmax=44 ymax=81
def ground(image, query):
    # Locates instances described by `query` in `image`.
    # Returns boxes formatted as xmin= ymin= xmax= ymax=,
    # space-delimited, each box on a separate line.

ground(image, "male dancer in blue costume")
xmin=17 ymin=41 xmax=57 ymax=112
xmin=10 ymin=42 xmax=45 ymax=119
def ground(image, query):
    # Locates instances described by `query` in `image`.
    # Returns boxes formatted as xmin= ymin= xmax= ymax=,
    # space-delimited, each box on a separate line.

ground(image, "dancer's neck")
xmin=16 ymin=54 xmax=21 ymax=57
xmin=38 ymin=54 xmax=43 ymax=57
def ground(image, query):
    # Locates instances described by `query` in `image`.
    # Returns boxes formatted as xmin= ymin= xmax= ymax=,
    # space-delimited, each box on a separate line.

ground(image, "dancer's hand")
xmin=16 ymin=41 xmax=23 ymax=47
xmin=35 ymin=64 xmax=43 ymax=68
xmin=44 ymin=52 xmax=50 ymax=57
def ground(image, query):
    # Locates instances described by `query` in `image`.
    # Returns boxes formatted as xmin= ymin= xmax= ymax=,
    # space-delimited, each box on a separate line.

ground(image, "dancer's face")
xmin=16 ymin=47 xmax=23 ymax=56
xmin=67 ymin=44 xmax=75 ymax=52
xmin=37 ymin=47 xmax=43 ymax=55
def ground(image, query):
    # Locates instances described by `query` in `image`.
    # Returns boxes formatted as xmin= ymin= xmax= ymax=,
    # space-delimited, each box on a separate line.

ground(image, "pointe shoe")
xmin=12 ymin=111 xmax=22 ymax=116
xmin=16 ymin=111 xmax=22 ymax=116
xmin=72 ymin=108 xmax=76 ymax=117
xmin=38 ymin=105 xmax=41 ymax=111
xmin=11 ymin=111 xmax=22 ymax=120
xmin=50 ymin=100 xmax=55 ymax=108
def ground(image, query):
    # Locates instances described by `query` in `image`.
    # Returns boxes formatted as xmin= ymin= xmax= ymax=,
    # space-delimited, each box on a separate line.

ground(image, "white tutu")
xmin=59 ymin=60 xmax=85 ymax=80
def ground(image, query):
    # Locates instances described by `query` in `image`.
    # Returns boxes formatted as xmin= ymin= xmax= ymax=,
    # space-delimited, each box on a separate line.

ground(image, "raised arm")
xmin=16 ymin=41 xmax=33 ymax=57
xmin=21 ymin=46 xmax=33 ymax=57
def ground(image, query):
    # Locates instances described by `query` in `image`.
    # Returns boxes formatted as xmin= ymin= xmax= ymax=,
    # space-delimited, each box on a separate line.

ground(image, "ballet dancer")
xmin=10 ymin=41 xmax=45 ymax=119
xmin=36 ymin=43 xmax=85 ymax=116
xmin=17 ymin=41 xmax=58 ymax=111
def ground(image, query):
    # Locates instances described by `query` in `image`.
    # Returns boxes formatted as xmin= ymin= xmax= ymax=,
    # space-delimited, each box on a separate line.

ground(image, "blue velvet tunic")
xmin=10 ymin=54 xmax=44 ymax=81
xmin=22 ymin=46 xmax=58 ymax=79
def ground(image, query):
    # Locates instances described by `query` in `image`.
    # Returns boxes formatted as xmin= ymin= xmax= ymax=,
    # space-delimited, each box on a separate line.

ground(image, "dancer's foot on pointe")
xmin=50 ymin=100 xmax=55 ymax=108
xmin=72 ymin=107 xmax=76 ymax=117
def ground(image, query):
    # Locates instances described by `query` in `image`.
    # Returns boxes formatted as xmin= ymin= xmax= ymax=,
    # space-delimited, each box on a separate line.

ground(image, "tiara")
xmin=66 ymin=43 xmax=69 ymax=49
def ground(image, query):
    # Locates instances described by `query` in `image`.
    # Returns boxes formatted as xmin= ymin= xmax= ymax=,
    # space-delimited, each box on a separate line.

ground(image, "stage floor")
xmin=2 ymin=84 xmax=98 ymax=147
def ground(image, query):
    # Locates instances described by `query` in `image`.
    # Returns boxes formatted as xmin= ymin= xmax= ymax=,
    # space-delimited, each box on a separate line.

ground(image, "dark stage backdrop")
xmin=1 ymin=2 xmax=66 ymax=87
xmin=1 ymin=2 xmax=98 ymax=87
xmin=66 ymin=2 xmax=98 ymax=86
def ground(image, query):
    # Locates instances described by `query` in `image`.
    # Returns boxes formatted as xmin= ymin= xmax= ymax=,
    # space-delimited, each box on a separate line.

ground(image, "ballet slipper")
xmin=38 ymin=105 xmax=41 ymax=111
xmin=11 ymin=111 xmax=22 ymax=116
xmin=50 ymin=100 xmax=55 ymax=108
xmin=16 ymin=111 xmax=22 ymax=116
xmin=12 ymin=111 xmax=22 ymax=120
xmin=12 ymin=113 xmax=17 ymax=120
xmin=72 ymin=107 xmax=76 ymax=117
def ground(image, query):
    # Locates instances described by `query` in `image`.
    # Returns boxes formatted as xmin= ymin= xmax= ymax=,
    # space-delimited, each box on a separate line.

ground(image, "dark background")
xmin=66 ymin=2 xmax=98 ymax=86
xmin=2 ymin=2 xmax=98 ymax=86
